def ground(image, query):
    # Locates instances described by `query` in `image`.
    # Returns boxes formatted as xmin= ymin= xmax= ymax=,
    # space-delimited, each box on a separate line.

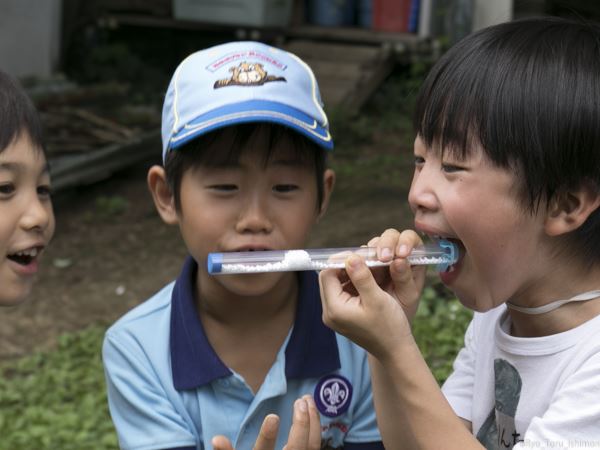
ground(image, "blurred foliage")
xmin=413 ymin=283 xmax=473 ymax=383
xmin=0 ymin=285 xmax=471 ymax=449
xmin=94 ymin=195 xmax=130 ymax=218
xmin=0 ymin=325 xmax=118 ymax=450
xmin=82 ymin=195 xmax=130 ymax=223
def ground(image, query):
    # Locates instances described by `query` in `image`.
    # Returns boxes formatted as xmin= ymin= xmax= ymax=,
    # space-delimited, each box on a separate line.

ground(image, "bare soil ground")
xmin=0 ymin=142 xmax=415 ymax=361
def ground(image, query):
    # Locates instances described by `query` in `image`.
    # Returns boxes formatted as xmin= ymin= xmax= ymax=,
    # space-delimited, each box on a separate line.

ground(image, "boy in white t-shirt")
xmin=319 ymin=17 xmax=600 ymax=450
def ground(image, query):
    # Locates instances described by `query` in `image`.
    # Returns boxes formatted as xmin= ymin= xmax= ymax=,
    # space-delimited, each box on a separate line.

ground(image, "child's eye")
xmin=208 ymin=184 xmax=238 ymax=192
xmin=273 ymin=184 xmax=299 ymax=193
xmin=414 ymin=156 xmax=425 ymax=166
xmin=441 ymin=163 xmax=463 ymax=173
xmin=0 ymin=183 xmax=15 ymax=196
xmin=37 ymin=185 xmax=53 ymax=198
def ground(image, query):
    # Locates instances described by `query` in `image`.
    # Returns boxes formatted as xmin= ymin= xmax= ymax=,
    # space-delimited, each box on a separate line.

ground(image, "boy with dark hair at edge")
xmin=0 ymin=70 xmax=54 ymax=307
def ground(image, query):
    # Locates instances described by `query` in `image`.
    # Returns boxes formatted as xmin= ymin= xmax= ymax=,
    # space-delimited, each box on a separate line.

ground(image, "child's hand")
xmin=319 ymin=229 xmax=425 ymax=360
xmin=211 ymin=396 xmax=320 ymax=450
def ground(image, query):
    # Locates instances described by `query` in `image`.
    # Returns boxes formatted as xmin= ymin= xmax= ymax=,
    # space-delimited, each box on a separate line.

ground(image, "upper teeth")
xmin=15 ymin=248 xmax=38 ymax=257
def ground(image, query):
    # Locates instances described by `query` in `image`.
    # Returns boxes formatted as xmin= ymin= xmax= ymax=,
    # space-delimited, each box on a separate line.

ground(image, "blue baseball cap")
xmin=161 ymin=41 xmax=333 ymax=162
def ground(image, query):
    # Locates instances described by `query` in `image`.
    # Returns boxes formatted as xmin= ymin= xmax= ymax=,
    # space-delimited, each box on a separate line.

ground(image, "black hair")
xmin=164 ymin=123 xmax=328 ymax=212
xmin=414 ymin=16 xmax=600 ymax=266
xmin=0 ymin=70 xmax=45 ymax=154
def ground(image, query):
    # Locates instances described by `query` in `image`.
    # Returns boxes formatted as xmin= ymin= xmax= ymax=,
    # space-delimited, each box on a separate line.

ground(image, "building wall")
xmin=0 ymin=0 xmax=62 ymax=78
xmin=473 ymin=0 xmax=513 ymax=31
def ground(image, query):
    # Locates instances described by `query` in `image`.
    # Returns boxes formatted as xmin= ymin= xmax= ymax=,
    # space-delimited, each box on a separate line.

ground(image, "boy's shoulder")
xmin=105 ymin=281 xmax=175 ymax=339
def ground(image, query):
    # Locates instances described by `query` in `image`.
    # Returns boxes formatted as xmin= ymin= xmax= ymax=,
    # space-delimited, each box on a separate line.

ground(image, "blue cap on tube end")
xmin=436 ymin=239 xmax=459 ymax=272
xmin=207 ymin=253 xmax=223 ymax=274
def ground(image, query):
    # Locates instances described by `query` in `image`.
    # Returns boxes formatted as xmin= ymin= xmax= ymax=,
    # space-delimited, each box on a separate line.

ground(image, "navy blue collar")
xmin=170 ymin=256 xmax=340 ymax=390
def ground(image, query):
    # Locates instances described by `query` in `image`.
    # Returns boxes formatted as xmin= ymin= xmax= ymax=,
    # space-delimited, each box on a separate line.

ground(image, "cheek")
xmin=47 ymin=208 xmax=56 ymax=240
xmin=278 ymin=204 xmax=319 ymax=244
xmin=0 ymin=211 xmax=17 ymax=246
xmin=458 ymin=213 xmax=538 ymax=307
xmin=180 ymin=209 xmax=223 ymax=238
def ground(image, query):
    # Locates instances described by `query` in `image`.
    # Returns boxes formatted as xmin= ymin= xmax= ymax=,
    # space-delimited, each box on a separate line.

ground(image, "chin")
xmin=220 ymin=273 xmax=288 ymax=297
xmin=454 ymin=291 xmax=479 ymax=312
xmin=0 ymin=289 xmax=31 ymax=307
xmin=456 ymin=292 xmax=498 ymax=313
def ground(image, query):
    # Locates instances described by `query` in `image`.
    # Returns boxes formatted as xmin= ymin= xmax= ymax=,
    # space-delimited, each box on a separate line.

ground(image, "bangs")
xmin=414 ymin=31 xmax=518 ymax=168
xmin=180 ymin=123 xmax=316 ymax=169
xmin=0 ymin=72 xmax=45 ymax=155
xmin=414 ymin=17 xmax=600 ymax=210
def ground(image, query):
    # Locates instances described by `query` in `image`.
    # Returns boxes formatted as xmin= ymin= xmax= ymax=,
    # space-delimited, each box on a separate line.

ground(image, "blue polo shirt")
xmin=103 ymin=256 xmax=383 ymax=450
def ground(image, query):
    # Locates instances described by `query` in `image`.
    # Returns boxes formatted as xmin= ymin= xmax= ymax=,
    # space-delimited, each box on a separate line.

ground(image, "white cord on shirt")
xmin=506 ymin=290 xmax=600 ymax=315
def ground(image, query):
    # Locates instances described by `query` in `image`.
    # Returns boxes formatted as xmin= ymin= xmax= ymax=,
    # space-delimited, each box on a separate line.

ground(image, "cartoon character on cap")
xmin=214 ymin=62 xmax=286 ymax=88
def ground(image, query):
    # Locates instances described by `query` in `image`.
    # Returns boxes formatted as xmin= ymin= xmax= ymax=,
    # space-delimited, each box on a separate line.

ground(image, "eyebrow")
xmin=0 ymin=162 xmax=20 ymax=172
xmin=208 ymin=158 xmax=305 ymax=169
xmin=270 ymin=158 xmax=305 ymax=166
xmin=0 ymin=161 xmax=51 ymax=175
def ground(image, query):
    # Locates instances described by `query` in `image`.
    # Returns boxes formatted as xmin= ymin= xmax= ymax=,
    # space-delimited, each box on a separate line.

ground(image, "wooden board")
xmin=283 ymin=39 xmax=395 ymax=114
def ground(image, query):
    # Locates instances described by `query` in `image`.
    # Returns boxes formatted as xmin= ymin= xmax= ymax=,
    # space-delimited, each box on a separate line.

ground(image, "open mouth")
xmin=233 ymin=247 xmax=271 ymax=252
xmin=7 ymin=247 xmax=41 ymax=266
xmin=432 ymin=236 xmax=464 ymax=273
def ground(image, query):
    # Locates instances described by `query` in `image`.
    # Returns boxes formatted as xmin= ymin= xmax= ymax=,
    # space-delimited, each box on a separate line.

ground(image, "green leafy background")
xmin=0 ymin=287 xmax=471 ymax=450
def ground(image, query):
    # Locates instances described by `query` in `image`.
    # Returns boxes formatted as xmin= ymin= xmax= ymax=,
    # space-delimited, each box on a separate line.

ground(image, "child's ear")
xmin=545 ymin=180 xmax=600 ymax=236
xmin=147 ymin=165 xmax=179 ymax=225
xmin=316 ymin=169 xmax=336 ymax=222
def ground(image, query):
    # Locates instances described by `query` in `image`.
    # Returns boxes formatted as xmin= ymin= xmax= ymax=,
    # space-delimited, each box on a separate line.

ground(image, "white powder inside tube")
xmin=283 ymin=250 xmax=312 ymax=268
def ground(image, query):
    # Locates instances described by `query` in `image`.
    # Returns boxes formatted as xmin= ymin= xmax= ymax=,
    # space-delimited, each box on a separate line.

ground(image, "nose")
xmin=235 ymin=193 xmax=273 ymax=234
xmin=20 ymin=192 xmax=53 ymax=233
xmin=407 ymin=165 xmax=439 ymax=214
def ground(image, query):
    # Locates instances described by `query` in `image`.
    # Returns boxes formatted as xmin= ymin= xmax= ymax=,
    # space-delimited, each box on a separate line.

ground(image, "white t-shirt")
xmin=442 ymin=305 xmax=600 ymax=450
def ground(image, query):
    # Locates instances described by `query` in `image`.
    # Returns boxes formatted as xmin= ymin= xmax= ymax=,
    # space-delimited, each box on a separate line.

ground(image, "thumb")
xmin=345 ymin=255 xmax=385 ymax=302
xmin=211 ymin=436 xmax=234 ymax=450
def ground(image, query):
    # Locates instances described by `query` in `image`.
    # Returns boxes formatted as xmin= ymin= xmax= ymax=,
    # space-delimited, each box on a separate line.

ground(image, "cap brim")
xmin=169 ymin=100 xmax=333 ymax=151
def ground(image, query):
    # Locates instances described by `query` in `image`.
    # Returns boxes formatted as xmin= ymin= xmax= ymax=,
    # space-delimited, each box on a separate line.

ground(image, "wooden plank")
xmin=300 ymin=60 xmax=364 ymax=80
xmin=317 ymin=81 xmax=354 ymax=107
xmin=284 ymin=25 xmax=424 ymax=48
xmin=49 ymin=130 xmax=160 ymax=191
xmin=285 ymin=40 xmax=385 ymax=65
xmin=284 ymin=38 xmax=394 ymax=114
xmin=345 ymin=57 xmax=395 ymax=114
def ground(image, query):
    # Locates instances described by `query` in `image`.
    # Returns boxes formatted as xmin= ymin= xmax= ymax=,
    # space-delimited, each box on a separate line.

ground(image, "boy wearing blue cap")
xmin=102 ymin=41 xmax=383 ymax=450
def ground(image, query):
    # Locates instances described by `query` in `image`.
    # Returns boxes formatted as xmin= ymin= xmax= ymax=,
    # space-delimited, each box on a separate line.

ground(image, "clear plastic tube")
xmin=207 ymin=239 xmax=458 ymax=275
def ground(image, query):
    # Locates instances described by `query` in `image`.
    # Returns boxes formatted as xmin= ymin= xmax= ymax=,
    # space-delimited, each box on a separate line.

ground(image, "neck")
xmin=196 ymin=271 xmax=299 ymax=327
xmin=195 ymin=270 xmax=299 ymax=393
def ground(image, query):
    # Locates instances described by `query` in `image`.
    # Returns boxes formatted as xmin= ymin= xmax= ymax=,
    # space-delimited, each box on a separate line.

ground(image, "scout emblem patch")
xmin=314 ymin=374 xmax=353 ymax=417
